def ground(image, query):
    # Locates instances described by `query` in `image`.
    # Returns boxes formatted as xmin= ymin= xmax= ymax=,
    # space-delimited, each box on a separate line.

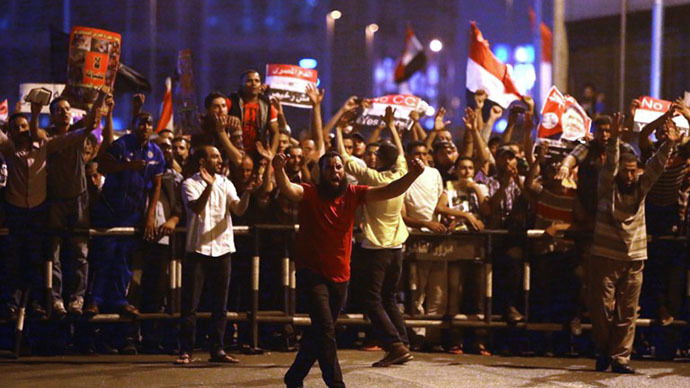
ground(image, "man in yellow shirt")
xmin=336 ymin=107 xmax=412 ymax=367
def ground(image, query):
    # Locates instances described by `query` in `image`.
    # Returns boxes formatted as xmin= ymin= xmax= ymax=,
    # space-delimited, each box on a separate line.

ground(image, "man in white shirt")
xmin=401 ymin=141 xmax=446 ymax=351
xmin=177 ymin=146 xmax=260 ymax=364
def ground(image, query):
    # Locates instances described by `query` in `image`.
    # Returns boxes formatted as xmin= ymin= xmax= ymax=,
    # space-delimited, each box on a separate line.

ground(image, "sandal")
xmin=447 ymin=346 xmax=464 ymax=355
xmin=209 ymin=353 xmax=240 ymax=363
xmin=477 ymin=344 xmax=492 ymax=356
xmin=175 ymin=353 xmax=191 ymax=365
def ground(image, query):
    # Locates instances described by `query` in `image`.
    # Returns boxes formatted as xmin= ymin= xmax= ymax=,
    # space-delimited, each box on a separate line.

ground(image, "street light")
xmin=325 ymin=10 xmax=342 ymax=115
xmin=366 ymin=24 xmax=379 ymax=96
xmin=330 ymin=10 xmax=342 ymax=20
xmin=429 ymin=39 xmax=443 ymax=52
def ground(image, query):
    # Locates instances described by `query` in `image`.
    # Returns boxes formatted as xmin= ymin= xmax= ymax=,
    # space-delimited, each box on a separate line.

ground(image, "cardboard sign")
xmin=538 ymin=86 xmax=591 ymax=141
xmin=356 ymin=94 xmax=429 ymax=130
xmin=633 ymin=95 xmax=690 ymax=131
xmin=0 ymin=99 xmax=8 ymax=123
xmin=61 ymin=26 xmax=121 ymax=110
xmin=18 ymin=83 xmax=86 ymax=117
xmin=265 ymin=64 xmax=318 ymax=108
xmin=174 ymin=49 xmax=200 ymax=134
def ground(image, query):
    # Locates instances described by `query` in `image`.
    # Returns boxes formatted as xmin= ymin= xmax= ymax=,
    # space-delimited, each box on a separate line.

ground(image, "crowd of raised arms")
xmin=2 ymin=69 xmax=690 ymax=373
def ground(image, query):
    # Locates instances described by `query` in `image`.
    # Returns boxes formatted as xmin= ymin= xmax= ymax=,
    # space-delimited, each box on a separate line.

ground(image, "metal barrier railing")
xmin=0 ymin=225 xmax=688 ymax=358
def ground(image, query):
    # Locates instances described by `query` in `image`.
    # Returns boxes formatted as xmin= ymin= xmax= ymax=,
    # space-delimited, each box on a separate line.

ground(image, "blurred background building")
xmin=0 ymin=0 xmax=689 ymax=134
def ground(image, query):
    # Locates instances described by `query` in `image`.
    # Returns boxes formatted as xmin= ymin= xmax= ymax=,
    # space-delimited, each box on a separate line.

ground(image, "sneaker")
xmin=53 ymin=300 xmax=67 ymax=318
xmin=372 ymin=343 xmax=413 ymax=367
xmin=611 ymin=361 xmax=635 ymax=374
xmin=68 ymin=297 xmax=84 ymax=316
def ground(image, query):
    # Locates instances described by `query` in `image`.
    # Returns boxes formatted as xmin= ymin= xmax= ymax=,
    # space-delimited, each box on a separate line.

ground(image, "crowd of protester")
xmin=1 ymin=69 xmax=690 ymax=370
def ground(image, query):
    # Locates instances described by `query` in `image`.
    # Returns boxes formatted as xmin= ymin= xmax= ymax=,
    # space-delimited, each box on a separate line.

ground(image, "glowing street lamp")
xmin=329 ymin=10 xmax=342 ymax=20
xmin=429 ymin=39 xmax=443 ymax=52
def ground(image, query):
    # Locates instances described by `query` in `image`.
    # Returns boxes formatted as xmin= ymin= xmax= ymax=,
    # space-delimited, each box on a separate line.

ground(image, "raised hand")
xmin=474 ymin=90 xmax=488 ymax=109
xmin=489 ymin=105 xmax=504 ymax=121
xmin=382 ymin=106 xmax=397 ymax=128
xmin=672 ymin=97 xmax=690 ymax=121
xmin=272 ymin=152 xmax=288 ymax=171
xmin=629 ymin=98 xmax=640 ymax=117
xmin=133 ymin=94 xmax=145 ymax=111
xmin=665 ymin=117 xmax=681 ymax=142
xmin=408 ymin=157 xmax=425 ymax=176
xmin=245 ymin=174 xmax=263 ymax=193
xmin=610 ymin=112 xmax=623 ymax=138
xmin=462 ymin=107 xmax=476 ymax=131
xmin=305 ymin=84 xmax=325 ymax=106
xmin=522 ymin=95 xmax=535 ymax=114
xmin=434 ymin=107 xmax=451 ymax=131
xmin=200 ymin=166 xmax=216 ymax=186
xmin=255 ymin=141 xmax=274 ymax=161
xmin=409 ymin=109 xmax=420 ymax=122
xmin=342 ymin=95 xmax=359 ymax=111
xmin=105 ymin=93 xmax=115 ymax=116
xmin=270 ymin=96 xmax=285 ymax=116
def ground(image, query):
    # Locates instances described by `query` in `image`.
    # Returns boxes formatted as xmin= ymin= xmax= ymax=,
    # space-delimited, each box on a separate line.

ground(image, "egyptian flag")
xmin=394 ymin=27 xmax=427 ymax=84
xmin=156 ymin=77 xmax=173 ymax=133
xmin=529 ymin=8 xmax=553 ymax=102
xmin=466 ymin=22 xmax=522 ymax=108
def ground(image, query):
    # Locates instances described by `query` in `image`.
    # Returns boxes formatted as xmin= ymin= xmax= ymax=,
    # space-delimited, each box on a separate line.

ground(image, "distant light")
xmin=112 ymin=117 xmax=124 ymax=131
xmin=316 ymin=78 xmax=321 ymax=87
xmin=429 ymin=39 xmax=443 ymax=52
xmin=424 ymin=118 xmax=435 ymax=129
xmin=374 ymin=65 xmax=386 ymax=82
xmin=494 ymin=118 xmax=508 ymax=133
xmin=514 ymin=45 xmax=535 ymax=63
xmin=366 ymin=23 xmax=379 ymax=33
xmin=513 ymin=63 xmax=536 ymax=94
xmin=426 ymin=106 xmax=436 ymax=116
xmin=299 ymin=58 xmax=318 ymax=69
xmin=329 ymin=10 xmax=342 ymax=20
xmin=493 ymin=44 xmax=510 ymax=63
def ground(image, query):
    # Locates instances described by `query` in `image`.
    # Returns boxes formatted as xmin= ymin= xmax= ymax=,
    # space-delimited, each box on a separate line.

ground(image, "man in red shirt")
xmin=228 ymin=70 xmax=278 ymax=154
xmin=273 ymin=151 xmax=424 ymax=388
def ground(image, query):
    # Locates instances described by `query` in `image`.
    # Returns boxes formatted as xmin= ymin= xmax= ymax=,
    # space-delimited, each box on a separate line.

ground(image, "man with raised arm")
xmin=274 ymin=148 xmax=424 ymax=388
xmin=589 ymin=114 xmax=678 ymax=374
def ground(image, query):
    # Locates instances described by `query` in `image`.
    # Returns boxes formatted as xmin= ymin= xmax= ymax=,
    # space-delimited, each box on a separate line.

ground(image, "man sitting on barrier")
xmin=589 ymin=113 xmax=679 ymax=374
xmin=274 ymin=148 xmax=424 ymax=388
xmin=176 ymin=145 xmax=261 ymax=365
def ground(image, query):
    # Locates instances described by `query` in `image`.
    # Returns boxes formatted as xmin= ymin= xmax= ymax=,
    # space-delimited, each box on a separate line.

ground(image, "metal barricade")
xmin=0 ymin=225 xmax=688 ymax=359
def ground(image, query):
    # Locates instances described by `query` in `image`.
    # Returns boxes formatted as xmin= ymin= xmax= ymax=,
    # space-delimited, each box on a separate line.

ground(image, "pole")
xmin=619 ymin=0 xmax=627 ymax=112
xmin=533 ymin=0 xmax=543 ymax=107
xmin=62 ymin=0 xmax=70 ymax=32
xmin=650 ymin=0 xmax=664 ymax=98
xmin=553 ymin=0 xmax=568 ymax=91
xmin=325 ymin=14 xmax=334 ymax=117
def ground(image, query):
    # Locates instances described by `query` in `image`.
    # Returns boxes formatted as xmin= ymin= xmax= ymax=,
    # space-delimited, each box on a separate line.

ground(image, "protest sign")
xmin=174 ymin=49 xmax=200 ymax=134
xmin=633 ymin=96 xmax=689 ymax=131
xmin=61 ymin=26 xmax=121 ymax=110
xmin=265 ymin=64 xmax=318 ymax=108
xmin=19 ymin=83 xmax=86 ymax=117
xmin=538 ymin=86 xmax=591 ymax=141
xmin=355 ymin=94 xmax=429 ymax=131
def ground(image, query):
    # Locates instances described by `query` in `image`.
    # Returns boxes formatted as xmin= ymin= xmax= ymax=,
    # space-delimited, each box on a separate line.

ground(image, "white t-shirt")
xmin=404 ymin=166 xmax=444 ymax=224
xmin=182 ymin=173 xmax=240 ymax=257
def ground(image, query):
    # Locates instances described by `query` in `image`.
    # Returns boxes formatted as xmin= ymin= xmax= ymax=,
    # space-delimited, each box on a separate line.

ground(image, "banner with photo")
xmin=174 ymin=49 xmax=200 ymax=134
xmin=61 ymin=26 xmax=121 ymax=110
xmin=356 ymin=94 xmax=429 ymax=131
xmin=538 ymin=86 xmax=591 ymax=141
xmin=633 ymin=95 xmax=689 ymax=132
xmin=265 ymin=64 xmax=318 ymax=108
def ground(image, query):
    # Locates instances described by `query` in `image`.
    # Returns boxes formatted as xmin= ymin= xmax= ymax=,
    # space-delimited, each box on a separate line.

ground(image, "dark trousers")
xmin=4 ymin=202 xmax=48 ymax=308
xmin=179 ymin=252 xmax=231 ymax=356
xmin=360 ymin=247 xmax=409 ymax=349
xmin=285 ymin=270 xmax=348 ymax=388
xmin=89 ymin=235 xmax=139 ymax=307
xmin=49 ymin=193 xmax=89 ymax=302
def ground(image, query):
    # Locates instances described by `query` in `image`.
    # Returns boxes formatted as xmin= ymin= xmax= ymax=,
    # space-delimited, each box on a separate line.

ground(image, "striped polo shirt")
xmin=646 ymin=148 xmax=687 ymax=207
xmin=591 ymin=138 xmax=674 ymax=261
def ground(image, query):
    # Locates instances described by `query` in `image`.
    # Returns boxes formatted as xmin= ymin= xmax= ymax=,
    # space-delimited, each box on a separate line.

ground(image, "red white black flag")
xmin=394 ymin=27 xmax=427 ymax=84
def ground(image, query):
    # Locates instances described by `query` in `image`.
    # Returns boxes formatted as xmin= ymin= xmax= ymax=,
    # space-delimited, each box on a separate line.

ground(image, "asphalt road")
xmin=2 ymin=351 xmax=690 ymax=387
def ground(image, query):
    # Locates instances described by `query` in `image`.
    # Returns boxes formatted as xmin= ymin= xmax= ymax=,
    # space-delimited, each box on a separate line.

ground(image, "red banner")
xmin=538 ymin=86 xmax=591 ymax=141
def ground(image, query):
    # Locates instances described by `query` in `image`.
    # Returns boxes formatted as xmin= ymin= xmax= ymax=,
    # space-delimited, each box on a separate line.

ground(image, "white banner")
xmin=265 ymin=64 xmax=318 ymax=109
xmin=356 ymin=94 xmax=429 ymax=131
xmin=633 ymin=95 xmax=689 ymax=131
xmin=19 ymin=83 xmax=86 ymax=118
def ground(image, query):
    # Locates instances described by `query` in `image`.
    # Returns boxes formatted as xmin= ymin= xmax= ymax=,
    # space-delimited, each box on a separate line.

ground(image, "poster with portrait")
xmin=265 ymin=64 xmax=318 ymax=108
xmin=174 ymin=49 xmax=200 ymax=134
xmin=61 ymin=26 xmax=121 ymax=110
xmin=356 ymin=94 xmax=429 ymax=131
xmin=538 ymin=86 xmax=591 ymax=141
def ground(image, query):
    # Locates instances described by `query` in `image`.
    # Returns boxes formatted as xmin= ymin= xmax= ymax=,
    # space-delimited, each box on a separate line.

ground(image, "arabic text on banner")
xmin=61 ymin=26 xmax=121 ymax=110
xmin=538 ymin=86 xmax=591 ymax=141
xmin=265 ymin=64 xmax=318 ymax=109
xmin=633 ymin=95 xmax=690 ymax=132
xmin=356 ymin=94 xmax=429 ymax=131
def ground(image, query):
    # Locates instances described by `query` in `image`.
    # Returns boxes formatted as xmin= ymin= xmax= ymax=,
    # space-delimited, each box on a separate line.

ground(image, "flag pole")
xmin=533 ymin=0 xmax=542 ymax=106
xmin=619 ymin=0 xmax=627 ymax=112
